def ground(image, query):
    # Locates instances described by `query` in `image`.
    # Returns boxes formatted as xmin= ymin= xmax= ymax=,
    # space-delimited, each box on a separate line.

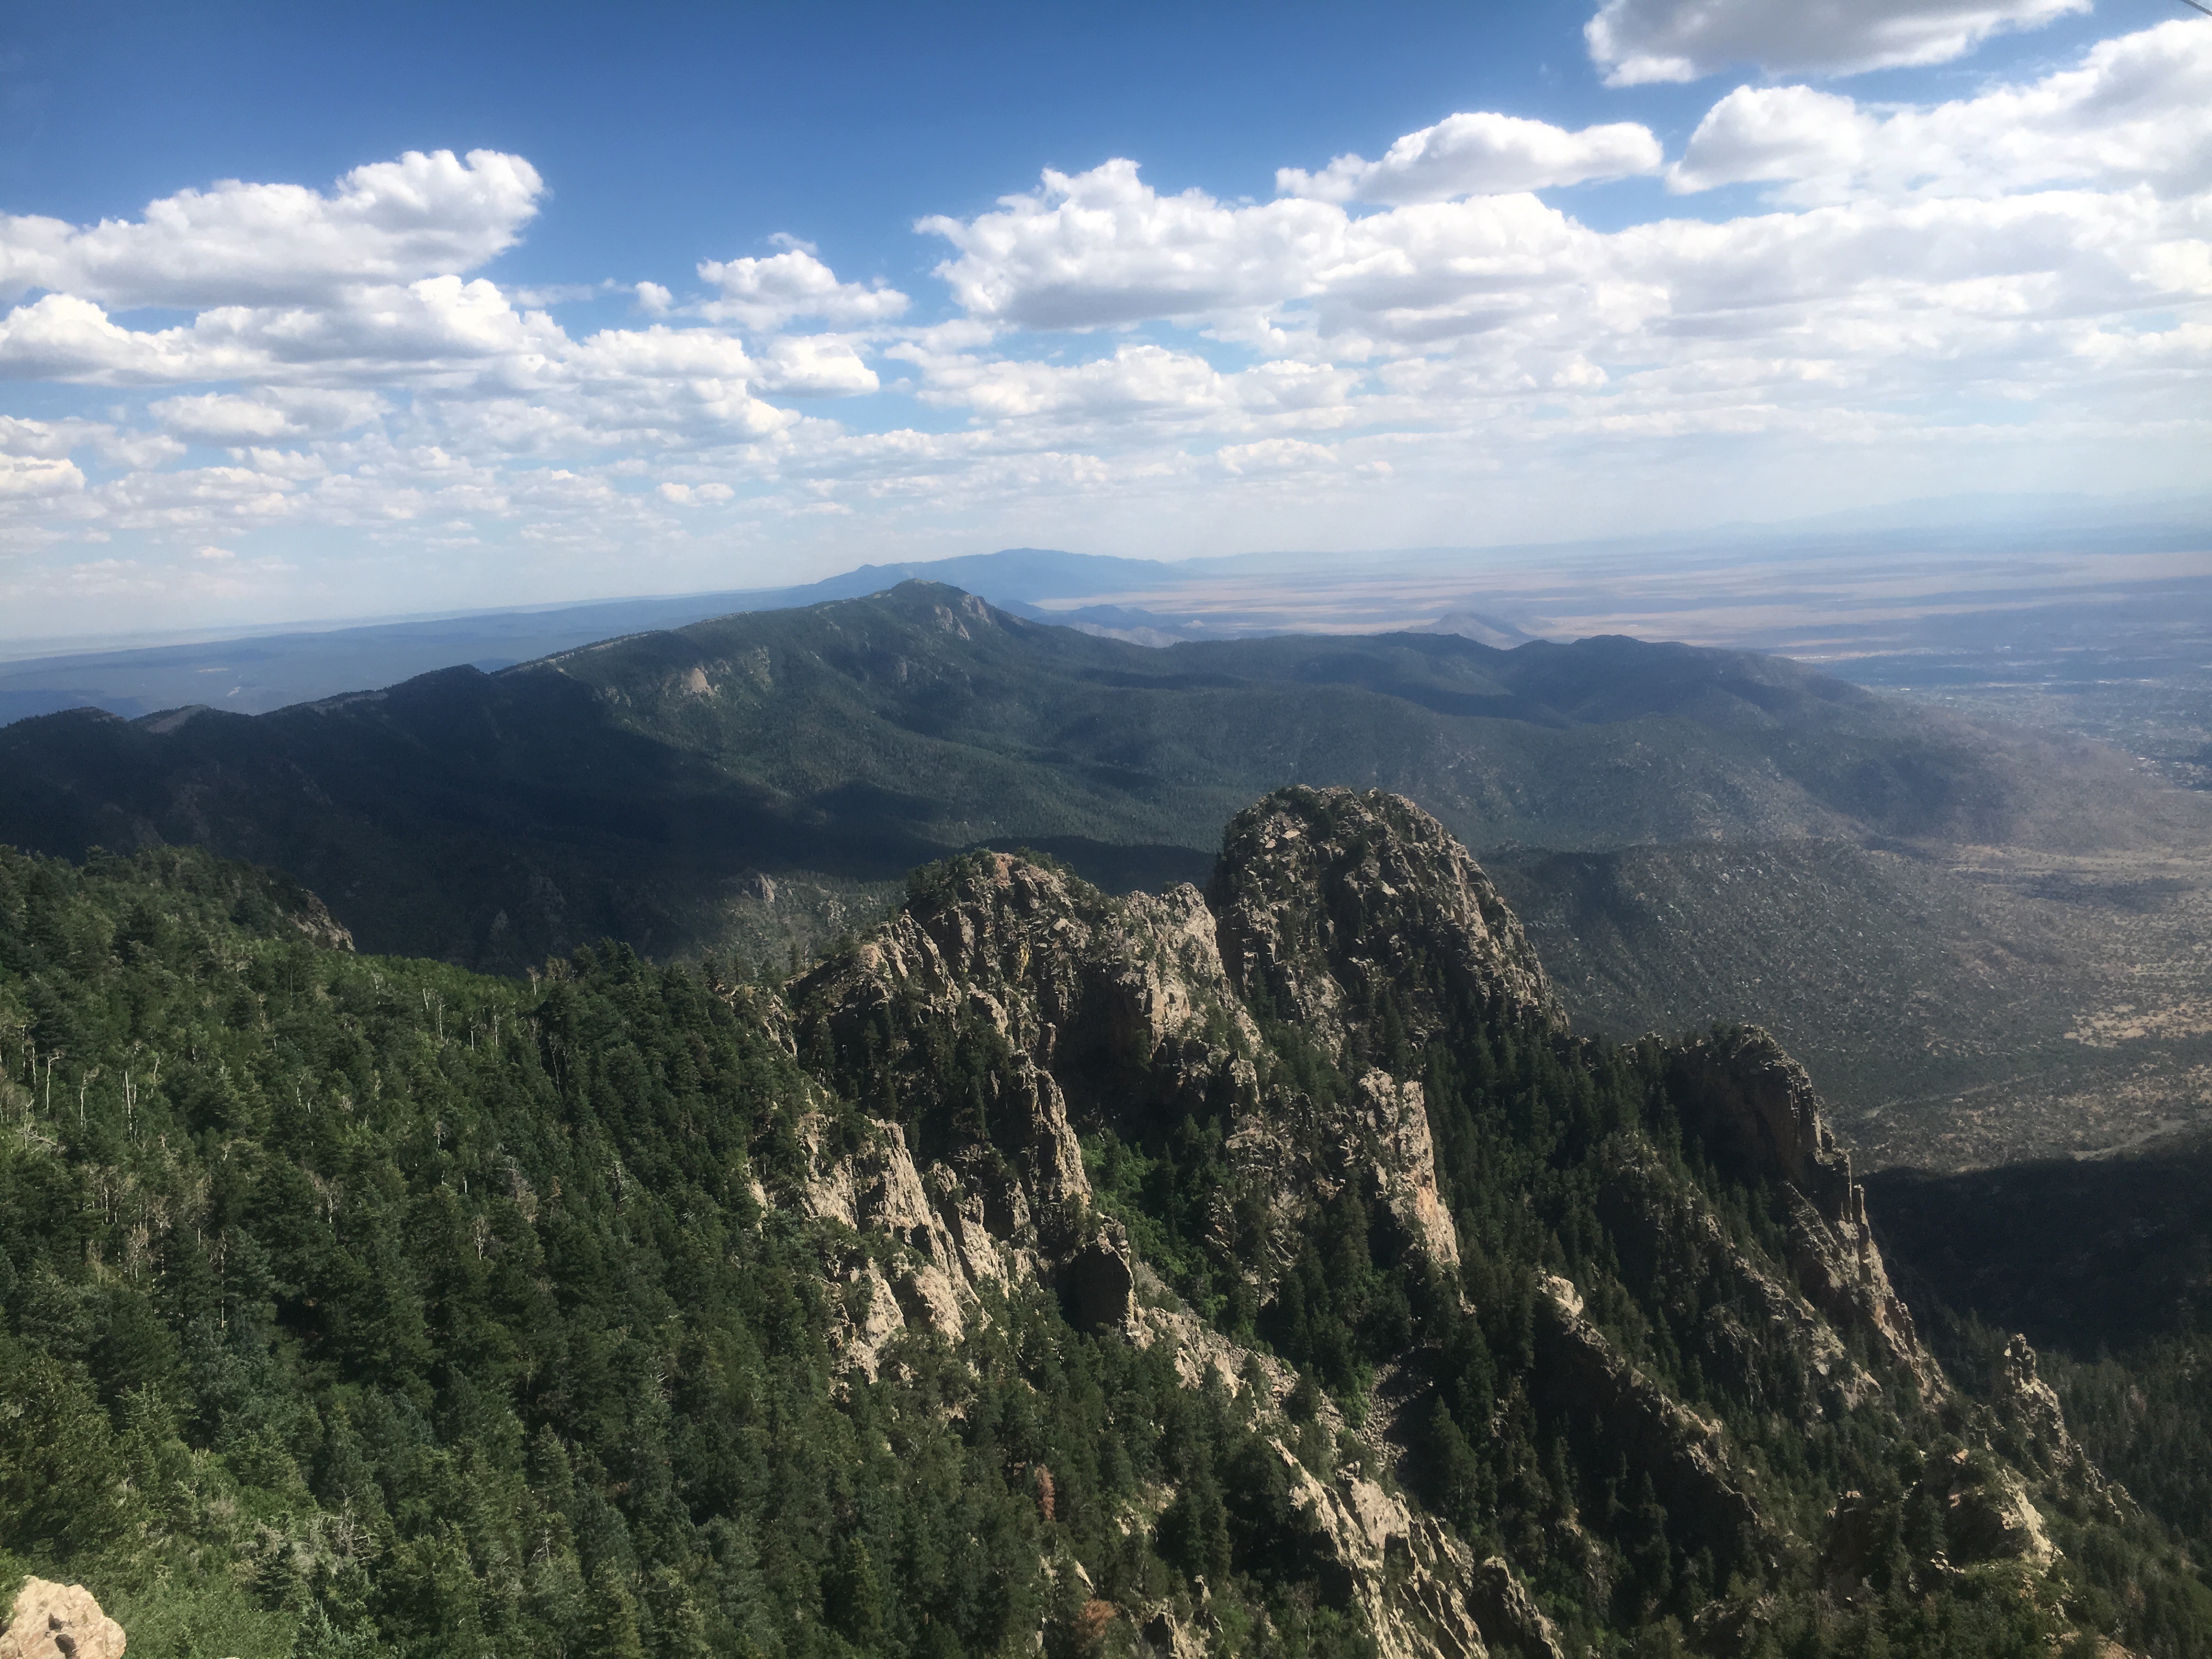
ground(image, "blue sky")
xmin=1 ymin=0 xmax=2204 ymax=637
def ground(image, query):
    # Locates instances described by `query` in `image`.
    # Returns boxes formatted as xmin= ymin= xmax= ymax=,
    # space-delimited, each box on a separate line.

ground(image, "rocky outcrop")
xmin=760 ymin=789 xmax=2105 ymax=1659
xmin=1992 ymin=1333 xmax=2108 ymax=1499
xmin=282 ymin=885 xmax=356 ymax=952
xmin=793 ymin=853 xmax=1257 ymax=1146
xmin=1221 ymin=1432 xmax=1561 ymax=1659
xmin=776 ymin=816 xmax=1552 ymax=1654
xmin=1468 ymin=1557 xmax=1568 ymax=1659
xmin=797 ymin=1115 xmax=979 ymax=1370
xmin=1666 ymin=1028 xmax=1943 ymax=1396
xmin=1595 ymin=1144 xmax=1878 ymax=1419
xmin=1210 ymin=788 xmax=1562 ymax=1051
xmin=1664 ymin=1030 xmax=1851 ymax=1218
xmin=1354 ymin=1071 xmax=1460 ymax=1268
xmin=1124 ymin=1278 xmax=1503 ymax=1659
xmin=1139 ymin=1605 xmax=1208 ymax=1659
xmin=1821 ymin=1446 xmax=2055 ymax=1597
xmin=788 ymin=832 xmax=1481 ymax=1346
xmin=1923 ymin=1448 xmax=2055 ymax=1568
xmin=1282 ymin=1456 xmax=1493 ymax=1659
xmin=0 ymin=1581 xmax=126 ymax=1659
xmin=1536 ymin=1275 xmax=1768 ymax=1577
xmin=1065 ymin=1227 xmax=1136 ymax=1332
xmin=786 ymin=853 xmax=1251 ymax=1347
xmin=1218 ymin=1062 xmax=1464 ymax=1290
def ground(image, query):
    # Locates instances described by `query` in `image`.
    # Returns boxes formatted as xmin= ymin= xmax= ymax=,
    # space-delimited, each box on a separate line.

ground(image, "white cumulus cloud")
xmin=0 ymin=294 xmax=264 ymax=383
xmin=151 ymin=389 xmax=388 ymax=443
xmin=657 ymin=480 xmax=736 ymax=505
xmin=0 ymin=454 xmax=85 ymax=498
xmin=1669 ymin=21 xmax=2212 ymax=201
xmin=919 ymin=158 xmax=1633 ymax=346
xmin=752 ymin=335 xmax=882 ymax=396
xmin=0 ymin=278 xmax=552 ymax=386
xmin=696 ymin=248 xmax=909 ymax=329
xmin=902 ymin=343 xmax=1235 ymax=422
xmin=1278 ymin=112 xmax=1662 ymax=204
xmin=0 ymin=149 xmax=543 ymax=309
xmin=1587 ymin=0 xmax=2089 ymax=85
xmin=922 ymin=160 xmax=1347 ymax=330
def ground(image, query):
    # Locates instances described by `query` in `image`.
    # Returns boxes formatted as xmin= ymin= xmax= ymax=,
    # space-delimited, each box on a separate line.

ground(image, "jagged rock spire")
xmin=1210 ymin=787 xmax=1562 ymax=1055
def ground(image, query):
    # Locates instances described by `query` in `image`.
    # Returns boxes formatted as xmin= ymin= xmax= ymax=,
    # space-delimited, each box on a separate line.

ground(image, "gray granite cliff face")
xmin=1210 ymin=787 xmax=1562 ymax=1051
xmin=1666 ymin=1027 xmax=1942 ymax=1394
xmin=765 ymin=787 xmax=2100 ymax=1656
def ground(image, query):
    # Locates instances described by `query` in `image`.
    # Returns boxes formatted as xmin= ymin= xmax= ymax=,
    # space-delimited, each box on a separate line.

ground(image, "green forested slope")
xmin=1870 ymin=1144 xmax=2212 ymax=1596
xmin=6 ymin=822 xmax=2212 ymax=1658
xmin=0 ymin=847 xmax=1191 ymax=1656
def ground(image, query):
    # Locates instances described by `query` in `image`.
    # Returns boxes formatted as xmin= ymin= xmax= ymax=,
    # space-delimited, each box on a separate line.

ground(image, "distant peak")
xmin=137 ymin=704 xmax=223 ymax=733
xmin=1417 ymin=610 xmax=1537 ymax=648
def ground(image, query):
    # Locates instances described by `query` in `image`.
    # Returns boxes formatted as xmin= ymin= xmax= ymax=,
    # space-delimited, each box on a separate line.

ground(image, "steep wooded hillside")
xmin=3 ymin=791 xmax=2207 ymax=1658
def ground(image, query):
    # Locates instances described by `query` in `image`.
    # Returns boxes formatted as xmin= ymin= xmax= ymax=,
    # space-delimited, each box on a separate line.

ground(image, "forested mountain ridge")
xmin=5 ymin=789 xmax=2209 ymax=1657
xmin=0 ymin=583 xmax=2167 ymax=975
xmin=8 ymin=580 xmax=2201 ymax=1155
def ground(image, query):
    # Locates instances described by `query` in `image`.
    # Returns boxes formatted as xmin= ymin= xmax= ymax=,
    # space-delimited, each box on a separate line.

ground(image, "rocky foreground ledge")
xmin=0 ymin=1581 xmax=126 ymax=1659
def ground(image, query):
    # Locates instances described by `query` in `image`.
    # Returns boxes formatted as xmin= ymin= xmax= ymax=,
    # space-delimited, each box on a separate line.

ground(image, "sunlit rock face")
xmin=772 ymin=786 xmax=2103 ymax=1656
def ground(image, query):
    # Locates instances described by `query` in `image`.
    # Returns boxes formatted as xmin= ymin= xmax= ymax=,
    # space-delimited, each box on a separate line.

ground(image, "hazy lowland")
xmin=9 ymin=521 xmax=2212 ymax=1656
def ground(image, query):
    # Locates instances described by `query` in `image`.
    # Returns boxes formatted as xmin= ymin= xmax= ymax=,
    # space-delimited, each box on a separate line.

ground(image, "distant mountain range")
xmin=0 ymin=547 xmax=1174 ymax=724
xmin=9 ymin=487 xmax=2211 ymax=728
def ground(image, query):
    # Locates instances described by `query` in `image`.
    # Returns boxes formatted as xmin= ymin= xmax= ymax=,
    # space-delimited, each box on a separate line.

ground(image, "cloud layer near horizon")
xmin=1587 ymin=0 xmax=2090 ymax=84
xmin=2 ymin=5 xmax=2208 ymax=631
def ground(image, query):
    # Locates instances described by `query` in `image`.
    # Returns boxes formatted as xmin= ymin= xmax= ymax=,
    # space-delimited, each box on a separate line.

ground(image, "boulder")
xmin=0 ymin=1580 xmax=126 ymax=1659
xmin=1468 ymin=1556 xmax=1566 ymax=1659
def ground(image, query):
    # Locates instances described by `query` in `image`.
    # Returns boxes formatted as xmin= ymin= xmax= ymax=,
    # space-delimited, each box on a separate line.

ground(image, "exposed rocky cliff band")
xmin=1666 ymin=1028 xmax=1943 ymax=1397
xmin=760 ymin=787 xmax=2107 ymax=1656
